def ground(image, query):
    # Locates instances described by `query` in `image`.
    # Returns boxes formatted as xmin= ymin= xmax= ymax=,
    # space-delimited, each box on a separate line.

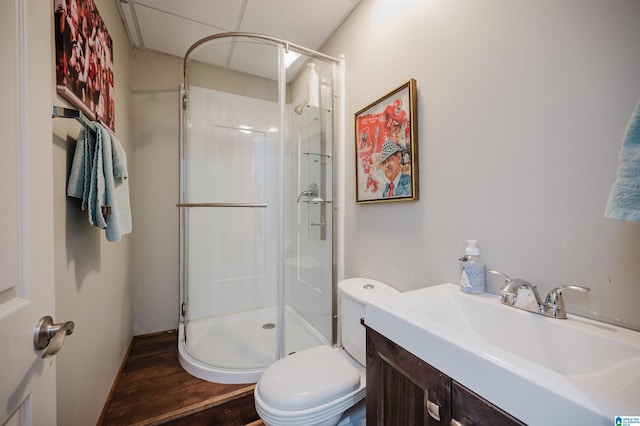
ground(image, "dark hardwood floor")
xmin=98 ymin=330 xmax=263 ymax=426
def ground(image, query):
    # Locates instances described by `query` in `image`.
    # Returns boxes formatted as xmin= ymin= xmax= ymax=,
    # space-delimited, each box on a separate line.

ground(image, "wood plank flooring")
xmin=98 ymin=330 xmax=263 ymax=425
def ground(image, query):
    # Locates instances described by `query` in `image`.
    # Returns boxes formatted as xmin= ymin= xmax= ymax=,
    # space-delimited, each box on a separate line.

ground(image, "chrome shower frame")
xmin=178 ymin=33 xmax=345 ymax=375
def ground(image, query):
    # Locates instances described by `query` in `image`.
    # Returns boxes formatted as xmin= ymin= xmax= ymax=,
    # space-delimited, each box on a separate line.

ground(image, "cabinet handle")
xmin=426 ymin=400 xmax=441 ymax=421
xmin=450 ymin=419 xmax=467 ymax=426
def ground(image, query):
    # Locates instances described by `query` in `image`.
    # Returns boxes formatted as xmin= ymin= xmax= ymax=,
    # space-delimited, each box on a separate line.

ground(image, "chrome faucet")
xmin=488 ymin=270 xmax=543 ymax=312
xmin=488 ymin=270 xmax=590 ymax=319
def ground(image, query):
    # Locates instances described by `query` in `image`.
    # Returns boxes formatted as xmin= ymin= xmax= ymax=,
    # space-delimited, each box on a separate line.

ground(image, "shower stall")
xmin=177 ymin=33 xmax=344 ymax=384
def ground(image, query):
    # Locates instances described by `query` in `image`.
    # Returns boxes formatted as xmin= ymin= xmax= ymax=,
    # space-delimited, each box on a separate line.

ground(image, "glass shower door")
xmin=182 ymin=85 xmax=279 ymax=371
xmin=180 ymin=37 xmax=281 ymax=378
xmin=178 ymin=34 xmax=340 ymax=383
xmin=283 ymin=52 xmax=336 ymax=355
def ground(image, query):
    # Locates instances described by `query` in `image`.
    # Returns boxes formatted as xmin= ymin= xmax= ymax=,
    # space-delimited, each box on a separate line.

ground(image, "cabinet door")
xmin=451 ymin=381 xmax=525 ymax=426
xmin=366 ymin=327 xmax=451 ymax=426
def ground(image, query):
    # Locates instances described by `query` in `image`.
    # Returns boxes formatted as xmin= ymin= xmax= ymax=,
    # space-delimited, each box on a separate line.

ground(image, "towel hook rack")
xmin=52 ymin=105 xmax=90 ymax=127
xmin=52 ymin=105 xmax=117 ymax=139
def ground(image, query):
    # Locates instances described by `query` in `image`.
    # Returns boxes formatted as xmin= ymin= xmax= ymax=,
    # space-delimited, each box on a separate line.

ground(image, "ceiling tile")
xmin=119 ymin=0 xmax=360 ymax=80
xmin=132 ymin=0 xmax=243 ymax=31
xmin=240 ymin=0 xmax=358 ymax=48
xmin=134 ymin=4 xmax=226 ymax=57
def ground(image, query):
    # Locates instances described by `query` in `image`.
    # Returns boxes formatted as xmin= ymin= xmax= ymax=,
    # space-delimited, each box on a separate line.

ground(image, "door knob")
xmin=34 ymin=315 xmax=75 ymax=358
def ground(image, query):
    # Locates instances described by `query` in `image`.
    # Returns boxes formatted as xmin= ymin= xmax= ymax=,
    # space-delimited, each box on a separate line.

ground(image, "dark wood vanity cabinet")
xmin=450 ymin=381 xmax=525 ymax=426
xmin=366 ymin=327 xmax=525 ymax=426
xmin=365 ymin=326 xmax=450 ymax=425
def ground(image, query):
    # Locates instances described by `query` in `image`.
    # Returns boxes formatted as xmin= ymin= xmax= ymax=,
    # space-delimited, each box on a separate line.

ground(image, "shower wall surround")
xmin=185 ymin=87 xmax=278 ymax=319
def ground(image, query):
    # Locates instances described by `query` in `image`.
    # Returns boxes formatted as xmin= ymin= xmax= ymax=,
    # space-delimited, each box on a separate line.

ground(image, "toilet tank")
xmin=338 ymin=278 xmax=399 ymax=366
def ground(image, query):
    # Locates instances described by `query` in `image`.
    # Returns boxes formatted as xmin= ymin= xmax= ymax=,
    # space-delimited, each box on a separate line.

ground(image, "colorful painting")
xmin=355 ymin=79 xmax=419 ymax=203
xmin=54 ymin=0 xmax=115 ymax=131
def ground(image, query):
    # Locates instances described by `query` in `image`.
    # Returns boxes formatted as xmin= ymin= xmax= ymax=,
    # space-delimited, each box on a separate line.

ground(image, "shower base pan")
xmin=178 ymin=305 xmax=329 ymax=384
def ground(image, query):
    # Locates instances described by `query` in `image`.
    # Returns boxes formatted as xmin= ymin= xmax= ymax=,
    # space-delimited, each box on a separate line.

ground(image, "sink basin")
xmin=365 ymin=283 xmax=640 ymax=425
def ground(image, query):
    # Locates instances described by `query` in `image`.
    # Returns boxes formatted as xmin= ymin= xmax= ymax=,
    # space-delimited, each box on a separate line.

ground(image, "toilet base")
xmin=260 ymin=398 xmax=365 ymax=426
xmin=336 ymin=398 xmax=366 ymax=426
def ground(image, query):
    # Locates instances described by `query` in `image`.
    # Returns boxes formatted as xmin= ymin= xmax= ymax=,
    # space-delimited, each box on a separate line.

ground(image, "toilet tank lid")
xmin=338 ymin=277 xmax=398 ymax=304
xmin=257 ymin=346 xmax=361 ymax=411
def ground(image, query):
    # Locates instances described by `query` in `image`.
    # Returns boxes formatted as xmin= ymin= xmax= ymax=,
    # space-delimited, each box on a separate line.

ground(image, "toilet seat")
xmin=259 ymin=345 xmax=361 ymax=410
xmin=255 ymin=346 xmax=366 ymax=426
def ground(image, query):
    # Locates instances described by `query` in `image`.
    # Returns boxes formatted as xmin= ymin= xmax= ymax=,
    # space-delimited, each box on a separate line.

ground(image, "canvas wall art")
xmin=54 ymin=0 xmax=115 ymax=131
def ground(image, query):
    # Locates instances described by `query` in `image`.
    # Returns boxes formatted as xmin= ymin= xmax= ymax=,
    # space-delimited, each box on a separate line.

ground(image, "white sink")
xmin=365 ymin=283 xmax=640 ymax=425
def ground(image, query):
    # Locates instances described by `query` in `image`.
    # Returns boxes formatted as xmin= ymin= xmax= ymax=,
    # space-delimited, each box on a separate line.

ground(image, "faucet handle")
xmin=543 ymin=285 xmax=590 ymax=319
xmin=545 ymin=285 xmax=590 ymax=304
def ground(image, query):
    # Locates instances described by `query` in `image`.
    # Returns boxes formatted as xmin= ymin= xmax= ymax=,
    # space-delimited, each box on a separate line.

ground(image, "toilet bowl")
xmin=254 ymin=278 xmax=398 ymax=426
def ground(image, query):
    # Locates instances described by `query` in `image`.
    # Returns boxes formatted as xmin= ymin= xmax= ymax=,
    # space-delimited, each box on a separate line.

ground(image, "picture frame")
xmin=54 ymin=0 xmax=116 ymax=131
xmin=355 ymin=79 xmax=419 ymax=203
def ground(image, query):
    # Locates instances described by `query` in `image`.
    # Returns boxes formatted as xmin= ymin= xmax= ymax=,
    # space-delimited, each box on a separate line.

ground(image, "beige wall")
xmin=322 ymin=0 xmax=640 ymax=329
xmin=52 ymin=1 xmax=134 ymax=424
xmin=130 ymin=50 xmax=182 ymax=334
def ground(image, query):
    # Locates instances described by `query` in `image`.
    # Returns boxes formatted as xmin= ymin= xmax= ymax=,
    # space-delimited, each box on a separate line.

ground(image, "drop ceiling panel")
xmin=132 ymin=0 xmax=242 ymax=31
xmin=134 ymin=4 xmax=227 ymax=58
xmin=118 ymin=0 xmax=359 ymax=80
xmin=240 ymin=0 xmax=357 ymax=48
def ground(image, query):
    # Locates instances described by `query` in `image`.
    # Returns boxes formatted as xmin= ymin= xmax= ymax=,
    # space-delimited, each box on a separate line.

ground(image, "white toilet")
xmin=254 ymin=277 xmax=399 ymax=426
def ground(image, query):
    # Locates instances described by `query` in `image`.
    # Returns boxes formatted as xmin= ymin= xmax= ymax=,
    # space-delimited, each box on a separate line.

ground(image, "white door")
xmin=1 ymin=2 xmax=58 ymax=424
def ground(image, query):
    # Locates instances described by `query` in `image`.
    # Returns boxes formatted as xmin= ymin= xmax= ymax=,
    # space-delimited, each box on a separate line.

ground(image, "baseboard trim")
xmin=96 ymin=332 xmax=137 ymax=425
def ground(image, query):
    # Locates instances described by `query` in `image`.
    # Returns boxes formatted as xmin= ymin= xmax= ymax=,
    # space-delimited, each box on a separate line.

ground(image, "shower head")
xmin=294 ymin=101 xmax=307 ymax=115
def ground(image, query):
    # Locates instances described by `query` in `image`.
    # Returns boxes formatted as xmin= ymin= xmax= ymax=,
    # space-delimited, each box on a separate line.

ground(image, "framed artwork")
xmin=54 ymin=0 xmax=116 ymax=131
xmin=355 ymin=79 xmax=418 ymax=203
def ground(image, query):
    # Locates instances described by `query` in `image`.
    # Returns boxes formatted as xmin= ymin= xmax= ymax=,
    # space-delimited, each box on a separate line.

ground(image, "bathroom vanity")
xmin=366 ymin=326 xmax=524 ymax=425
xmin=364 ymin=283 xmax=640 ymax=425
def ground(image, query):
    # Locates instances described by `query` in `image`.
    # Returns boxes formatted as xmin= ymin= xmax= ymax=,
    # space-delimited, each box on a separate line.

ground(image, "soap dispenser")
xmin=459 ymin=240 xmax=486 ymax=294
